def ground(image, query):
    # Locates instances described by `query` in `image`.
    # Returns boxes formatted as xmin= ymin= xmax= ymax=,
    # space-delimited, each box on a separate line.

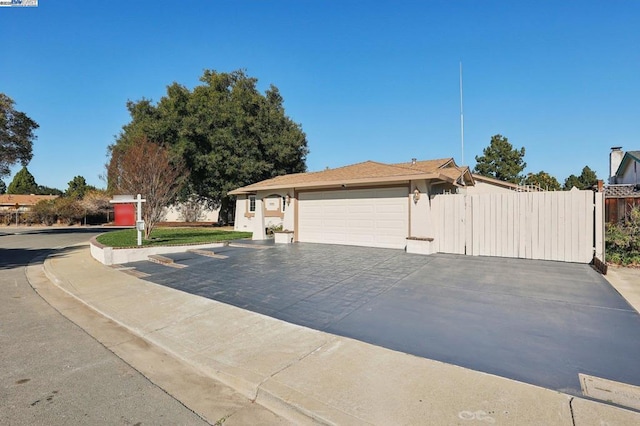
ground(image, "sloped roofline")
xmin=615 ymin=151 xmax=640 ymax=176
xmin=229 ymin=157 xmax=473 ymax=195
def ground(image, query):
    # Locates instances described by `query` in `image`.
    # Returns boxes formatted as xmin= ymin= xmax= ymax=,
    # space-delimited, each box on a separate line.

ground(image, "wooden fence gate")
xmin=431 ymin=189 xmax=604 ymax=263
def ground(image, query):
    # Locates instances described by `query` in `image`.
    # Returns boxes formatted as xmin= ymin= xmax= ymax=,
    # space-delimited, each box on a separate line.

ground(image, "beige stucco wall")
xmin=233 ymin=190 xmax=293 ymax=239
xmin=163 ymin=202 xmax=219 ymax=222
xmin=409 ymin=180 xmax=432 ymax=239
xmin=464 ymin=181 xmax=516 ymax=194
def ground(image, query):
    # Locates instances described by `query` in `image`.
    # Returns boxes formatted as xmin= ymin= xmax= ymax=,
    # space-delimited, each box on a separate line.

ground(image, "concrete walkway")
xmin=606 ymin=266 xmax=640 ymax=314
xmin=35 ymin=244 xmax=640 ymax=425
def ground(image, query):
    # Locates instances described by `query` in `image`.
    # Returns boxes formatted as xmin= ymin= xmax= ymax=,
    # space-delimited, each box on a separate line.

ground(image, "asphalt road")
xmin=0 ymin=227 xmax=209 ymax=425
xmin=125 ymin=242 xmax=640 ymax=396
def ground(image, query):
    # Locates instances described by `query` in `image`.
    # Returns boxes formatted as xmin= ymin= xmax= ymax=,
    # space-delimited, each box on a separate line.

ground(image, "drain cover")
xmin=580 ymin=373 xmax=640 ymax=411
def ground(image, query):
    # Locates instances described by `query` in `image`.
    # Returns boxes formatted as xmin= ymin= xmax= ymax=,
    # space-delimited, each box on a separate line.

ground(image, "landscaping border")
xmin=90 ymin=235 xmax=226 ymax=265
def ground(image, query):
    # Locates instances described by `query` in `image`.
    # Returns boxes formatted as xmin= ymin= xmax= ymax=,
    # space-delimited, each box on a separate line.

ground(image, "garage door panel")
xmin=347 ymin=219 xmax=375 ymax=229
xmin=298 ymin=188 xmax=408 ymax=249
xmin=347 ymin=204 xmax=375 ymax=214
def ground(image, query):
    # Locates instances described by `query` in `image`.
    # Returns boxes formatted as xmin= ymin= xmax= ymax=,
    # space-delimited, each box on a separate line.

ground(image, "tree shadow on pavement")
xmin=0 ymin=246 xmax=77 ymax=270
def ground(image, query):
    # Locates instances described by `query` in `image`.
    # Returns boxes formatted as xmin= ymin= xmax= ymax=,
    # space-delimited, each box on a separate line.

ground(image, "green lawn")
xmin=96 ymin=227 xmax=252 ymax=248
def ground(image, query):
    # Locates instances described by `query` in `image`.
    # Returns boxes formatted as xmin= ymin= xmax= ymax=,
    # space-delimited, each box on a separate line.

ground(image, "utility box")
xmin=136 ymin=220 xmax=145 ymax=232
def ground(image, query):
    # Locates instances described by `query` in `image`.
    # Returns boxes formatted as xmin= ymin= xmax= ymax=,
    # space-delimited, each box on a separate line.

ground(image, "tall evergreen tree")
xmin=7 ymin=166 xmax=38 ymax=194
xmin=474 ymin=134 xmax=526 ymax=184
xmin=563 ymin=166 xmax=598 ymax=190
xmin=66 ymin=175 xmax=91 ymax=199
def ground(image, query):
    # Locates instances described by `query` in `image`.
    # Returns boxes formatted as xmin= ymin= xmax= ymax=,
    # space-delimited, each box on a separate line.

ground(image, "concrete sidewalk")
xmin=606 ymin=266 xmax=640 ymax=314
xmin=36 ymin=245 xmax=640 ymax=425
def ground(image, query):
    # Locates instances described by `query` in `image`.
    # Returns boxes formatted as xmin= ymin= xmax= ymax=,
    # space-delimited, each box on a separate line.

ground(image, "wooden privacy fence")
xmin=431 ymin=189 xmax=605 ymax=263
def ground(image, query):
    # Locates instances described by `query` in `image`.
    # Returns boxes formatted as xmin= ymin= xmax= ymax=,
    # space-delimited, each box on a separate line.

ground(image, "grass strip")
xmin=96 ymin=227 xmax=252 ymax=248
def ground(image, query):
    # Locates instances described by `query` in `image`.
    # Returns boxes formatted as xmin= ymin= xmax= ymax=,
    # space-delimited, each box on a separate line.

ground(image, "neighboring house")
xmin=112 ymin=194 xmax=220 ymax=226
xmin=0 ymin=194 xmax=58 ymax=212
xmin=605 ymin=147 xmax=640 ymax=222
xmin=163 ymin=200 xmax=220 ymax=223
xmin=466 ymin=174 xmax=542 ymax=194
xmin=230 ymin=157 xmax=473 ymax=248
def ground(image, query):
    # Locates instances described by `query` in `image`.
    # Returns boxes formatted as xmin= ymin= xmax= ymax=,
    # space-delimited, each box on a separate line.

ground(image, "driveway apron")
xmin=124 ymin=243 xmax=640 ymax=396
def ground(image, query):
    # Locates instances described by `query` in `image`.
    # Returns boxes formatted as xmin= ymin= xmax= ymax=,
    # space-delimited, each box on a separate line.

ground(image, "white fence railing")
xmin=431 ymin=189 xmax=604 ymax=263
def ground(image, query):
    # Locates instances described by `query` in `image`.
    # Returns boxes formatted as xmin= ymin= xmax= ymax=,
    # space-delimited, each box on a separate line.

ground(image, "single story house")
xmin=229 ymin=157 xmax=474 ymax=249
xmin=605 ymin=147 xmax=640 ymax=222
xmin=0 ymin=194 xmax=59 ymax=212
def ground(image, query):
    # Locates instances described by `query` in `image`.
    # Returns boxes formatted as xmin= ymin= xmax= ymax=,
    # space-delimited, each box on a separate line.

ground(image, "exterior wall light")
xmin=285 ymin=194 xmax=291 ymax=205
xmin=413 ymin=188 xmax=421 ymax=203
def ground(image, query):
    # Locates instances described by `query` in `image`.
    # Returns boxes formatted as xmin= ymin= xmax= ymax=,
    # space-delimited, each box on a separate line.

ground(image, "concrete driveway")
xmin=124 ymin=243 xmax=640 ymax=396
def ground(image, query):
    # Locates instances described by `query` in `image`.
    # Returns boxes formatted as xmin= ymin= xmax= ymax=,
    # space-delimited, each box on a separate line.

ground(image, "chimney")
xmin=411 ymin=158 xmax=417 ymax=166
xmin=609 ymin=147 xmax=624 ymax=184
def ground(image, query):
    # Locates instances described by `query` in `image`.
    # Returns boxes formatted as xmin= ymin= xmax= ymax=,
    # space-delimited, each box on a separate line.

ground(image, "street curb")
xmin=41 ymin=246 xmax=640 ymax=425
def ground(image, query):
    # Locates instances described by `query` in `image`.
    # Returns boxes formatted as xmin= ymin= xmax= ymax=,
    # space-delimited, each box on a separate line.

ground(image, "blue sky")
xmin=1 ymin=1 xmax=639 ymax=190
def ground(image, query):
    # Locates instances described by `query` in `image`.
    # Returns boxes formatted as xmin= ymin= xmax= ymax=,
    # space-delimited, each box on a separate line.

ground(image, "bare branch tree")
xmin=80 ymin=189 xmax=112 ymax=222
xmin=108 ymin=136 xmax=187 ymax=238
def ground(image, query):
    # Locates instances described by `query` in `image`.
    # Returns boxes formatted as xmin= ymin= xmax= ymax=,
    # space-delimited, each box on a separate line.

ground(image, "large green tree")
xmin=0 ymin=179 xmax=6 ymax=194
xmin=7 ymin=166 xmax=38 ymax=194
xmin=474 ymin=134 xmax=526 ymax=184
xmin=563 ymin=166 xmax=598 ymax=190
xmin=66 ymin=175 xmax=94 ymax=199
xmin=0 ymin=94 xmax=39 ymax=178
xmin=523 ymin=171 xmax=561 ymax=191
xmin=108 ymin=69 xmax=309 ymax=221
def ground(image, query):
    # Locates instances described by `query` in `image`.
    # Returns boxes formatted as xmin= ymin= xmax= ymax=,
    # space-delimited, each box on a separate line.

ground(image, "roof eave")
xmin=228 ymin=172 xmax=454 ymax=195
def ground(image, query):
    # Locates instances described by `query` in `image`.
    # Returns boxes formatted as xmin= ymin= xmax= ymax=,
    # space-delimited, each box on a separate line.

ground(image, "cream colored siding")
xmin=431 ymin=189 xmax=602 ymax=263
xmin=298 ymin=187 xmax=408 ymax=249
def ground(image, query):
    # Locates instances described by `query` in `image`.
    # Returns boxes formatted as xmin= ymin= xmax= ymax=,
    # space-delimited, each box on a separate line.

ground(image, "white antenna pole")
xmin=459 ymin=61 xmax=464 ymax=165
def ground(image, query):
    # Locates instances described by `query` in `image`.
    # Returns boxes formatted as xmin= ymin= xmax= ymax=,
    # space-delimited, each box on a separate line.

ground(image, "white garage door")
xmin=298 ymin=187 xmax=409 ymax=249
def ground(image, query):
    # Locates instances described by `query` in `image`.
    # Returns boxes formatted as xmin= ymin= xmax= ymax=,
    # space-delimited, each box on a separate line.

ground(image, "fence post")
xmin=594 ymin=191 xmax=605 ymax=262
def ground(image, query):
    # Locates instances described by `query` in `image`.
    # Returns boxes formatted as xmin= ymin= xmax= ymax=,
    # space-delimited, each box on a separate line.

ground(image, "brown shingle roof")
xmin=229 ymin=158 xmax=472 ymax=194
xmin=0 ymin=194 xmax=58 ymax=207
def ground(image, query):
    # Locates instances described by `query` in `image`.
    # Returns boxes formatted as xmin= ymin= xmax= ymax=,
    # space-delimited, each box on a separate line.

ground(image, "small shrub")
xmin=266 ymin=223 xmax=283 ymax=235
xmin=30 ymin=199 xmax=57 ymax=225
xmin=606 ymin=206 xmax=640 ymax=266
xmin=55 ymin=197 xmax=84 ymax=225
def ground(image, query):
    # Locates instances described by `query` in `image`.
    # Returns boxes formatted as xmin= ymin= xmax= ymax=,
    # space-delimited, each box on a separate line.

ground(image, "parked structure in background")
xmin=0 ymin=194 xmax=59 ymax=225
xmin=112 ymin=194 xmax=220 ymax=226
xmin=163 ymin=198 xmax=219 ymax=223
xmin=605 ymin=147 xmax=640 ymax=223
xmin=0 ymin=194 xmax=58 ymax=212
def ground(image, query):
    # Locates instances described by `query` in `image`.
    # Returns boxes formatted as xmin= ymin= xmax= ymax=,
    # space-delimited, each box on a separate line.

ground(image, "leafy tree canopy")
xmin=0 ymin=179 xmax=5 ymax=194
xmin=7 ymin=166 xmax=38 ymax=194
xmin=523 ymin=171 xmax=561 ymax=191
xmin=563 ymin=166 xmax=598 ymax=190
xmin=0 ymin=94 xmax=39 ymax=178
xmin=474 ymin=134 xmax=526 ymax=184
xmin=36 ymin=185 xmax=63 ymax=196
xmin=108 ymin=69 xmax=309 ymax=220
xmin=66 ymin=175 xmax=94 ymax=199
